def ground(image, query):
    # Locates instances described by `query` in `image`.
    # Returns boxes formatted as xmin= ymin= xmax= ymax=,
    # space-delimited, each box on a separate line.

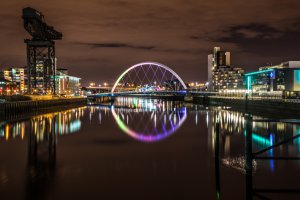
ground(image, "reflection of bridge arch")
xmin=111 ymin=98 xmax=187 ymax=142
xmin=111 ymin=62 xmax=187 ymax=93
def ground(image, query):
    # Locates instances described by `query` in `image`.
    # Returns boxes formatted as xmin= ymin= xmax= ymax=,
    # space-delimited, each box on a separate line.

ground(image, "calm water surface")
xmin=0 ymin=97 xmax=300 ymax=200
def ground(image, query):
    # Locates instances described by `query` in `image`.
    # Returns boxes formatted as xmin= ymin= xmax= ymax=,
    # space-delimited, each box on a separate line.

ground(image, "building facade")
xmin=55 ymin=69 xmax=81 ymax=96
xmin=208 ymin=47 xmax=244 ymax=92
xmin=245 ymin=61 xmax=300 ymax=98
xmin=0 ymin=77 xmax=9 ymax=95
xmin=3 ymin=67 xmax=26 ymax=93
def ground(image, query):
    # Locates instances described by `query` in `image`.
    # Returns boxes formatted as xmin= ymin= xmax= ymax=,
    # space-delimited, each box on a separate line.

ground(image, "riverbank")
xmin=0 ymin=98 xmax=86 ymax=120
xmin=193 ymin=95 xmax=300 ymax=118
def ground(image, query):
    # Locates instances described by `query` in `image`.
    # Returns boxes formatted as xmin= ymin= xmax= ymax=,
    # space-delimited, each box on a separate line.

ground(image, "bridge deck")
xmin=88 ymin=90 xmax=188 ymax=98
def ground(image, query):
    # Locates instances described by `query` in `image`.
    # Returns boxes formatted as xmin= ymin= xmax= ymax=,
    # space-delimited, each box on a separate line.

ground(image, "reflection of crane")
xmin=22 ymin=7 xmax=63 ymax=94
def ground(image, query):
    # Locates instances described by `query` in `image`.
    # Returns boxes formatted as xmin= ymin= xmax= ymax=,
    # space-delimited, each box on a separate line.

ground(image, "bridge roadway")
xmin=89 ymin=90 xmax=188 ymax=98
xmin=87 ymin=91 xmax=220 ymax=105
xmin=87 ymin=90 xmax=195 ymax=103
xmin=88 ymin=90 xmax=219 ymax=97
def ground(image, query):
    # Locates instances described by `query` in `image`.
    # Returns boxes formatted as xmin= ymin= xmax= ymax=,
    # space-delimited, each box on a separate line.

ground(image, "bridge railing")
xmin=88 ymin=90 xmax=188 ymax=97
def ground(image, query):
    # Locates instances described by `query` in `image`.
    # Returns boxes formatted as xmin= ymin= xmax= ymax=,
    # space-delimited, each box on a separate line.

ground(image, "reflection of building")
xmin=208 ymin=109 xmax=299 ymax=158
xmin=208 ymin=47 xmax=244 ymax=92
xmin=0 ymin=107 xmax=84 ymax=141
xmin=245 ymin=61 xmax=300 ymax=98
xmin=3 ymin=67 xmax=27 ymax=93
xmin=55 ymin=68 xmax=81 ymax=96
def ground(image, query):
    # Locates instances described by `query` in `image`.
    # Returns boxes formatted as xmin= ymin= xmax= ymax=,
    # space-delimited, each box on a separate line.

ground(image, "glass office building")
xmin=245 ymin=61 xmax=300 ymax=98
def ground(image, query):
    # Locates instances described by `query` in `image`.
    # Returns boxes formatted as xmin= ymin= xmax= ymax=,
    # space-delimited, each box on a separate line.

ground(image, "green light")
xmin=295 ymin=70 xmax=300 ymax=84
xmin=244 ymin=131 xmax=271 ymax=146
xmin=245 ymin=69 xmax=274 ymax=76
xmin=252 ymin=133 xmax=271 ymax=146
xmin=133 ymin=98 xmax=138 ymax=108
xmin=116 ymin=115 xmax=128 ymax=133
xmin=247 ymin=76 xmax=252 ymax=92
xmin=216 ymin=191 xmax=220 ymax=200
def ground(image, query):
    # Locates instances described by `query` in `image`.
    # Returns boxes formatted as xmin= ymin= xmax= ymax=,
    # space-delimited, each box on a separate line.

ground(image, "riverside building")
xmin=245 ymin=61 xmax=300 ymax=98
xmin=208 ymin=47 xmax=244 ymax=92
xmin=55 ymin=68 xmax=81 ymax=96
xmin=3 ymin=67 xmax=26 ymax=93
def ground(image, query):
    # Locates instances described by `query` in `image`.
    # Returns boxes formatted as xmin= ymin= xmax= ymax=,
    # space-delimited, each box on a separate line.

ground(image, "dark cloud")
xmin=79 ymin=42 xmax=155 ymax=50
xmin=218 ymin=23 xmax=300 ymax=58
xmin=190 ymin=36 xmax=200 ymax=40
xmin=224 ymin=23 xmax=281 ymax=39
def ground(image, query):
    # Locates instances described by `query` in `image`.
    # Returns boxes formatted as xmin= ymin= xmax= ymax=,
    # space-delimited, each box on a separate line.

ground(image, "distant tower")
xmin=208 ymin=47 xmax=241 ymax=92
xmin=212 ymin=47 xmax=230 ymax=69
xmin=22 ymin=7 xmax=62 ymax=94
xmin=225 ymin=52 xmax=230 ymax=66
xmin=207 ymin=54 xmax=213 ymax=91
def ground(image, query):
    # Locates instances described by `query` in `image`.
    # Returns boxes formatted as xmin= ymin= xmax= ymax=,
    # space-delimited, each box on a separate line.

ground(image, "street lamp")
xmin=174 ymin=81 xmax=177 ymax=91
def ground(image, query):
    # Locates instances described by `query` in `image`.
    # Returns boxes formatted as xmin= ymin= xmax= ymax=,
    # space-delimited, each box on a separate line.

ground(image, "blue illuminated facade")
xmin=245 ymin=62 xmax=300 ymax=97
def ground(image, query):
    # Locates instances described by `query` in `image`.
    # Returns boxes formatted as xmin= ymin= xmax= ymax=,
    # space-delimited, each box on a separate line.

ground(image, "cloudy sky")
xmin=1 ymin=0 xmax=300 ymax=85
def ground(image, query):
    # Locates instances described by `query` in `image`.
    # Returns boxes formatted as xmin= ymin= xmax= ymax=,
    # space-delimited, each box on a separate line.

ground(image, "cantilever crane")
xmin=22 ymin=7 xmax=62 ymax=41
xmin=22 ymin=7 xmax=63 ymax=94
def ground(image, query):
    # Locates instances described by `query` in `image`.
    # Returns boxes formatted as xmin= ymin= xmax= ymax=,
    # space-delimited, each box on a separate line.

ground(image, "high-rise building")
xmin=212 ymin=47 xmax=230 ymax=68
xmin=208 ymin=47 xmax=244 ymax=92
xmin=207 ymin=54 xmax=213 ymax=91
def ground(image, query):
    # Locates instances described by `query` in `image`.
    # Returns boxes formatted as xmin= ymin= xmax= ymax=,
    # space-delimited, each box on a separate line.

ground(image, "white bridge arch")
xmin=111 ymin=61 xmax=187 ymax=93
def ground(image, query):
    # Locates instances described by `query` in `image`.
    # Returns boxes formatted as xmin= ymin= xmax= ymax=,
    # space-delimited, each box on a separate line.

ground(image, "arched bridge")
xmin=111 ymin=61 xmax=187 ymax=93
xmin=88 ymin=62 xmax=189 ymax=102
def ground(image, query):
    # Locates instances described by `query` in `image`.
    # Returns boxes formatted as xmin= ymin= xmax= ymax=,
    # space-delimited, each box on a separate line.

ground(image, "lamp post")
xmin=174 ymin=81 xmax=177 ymax=91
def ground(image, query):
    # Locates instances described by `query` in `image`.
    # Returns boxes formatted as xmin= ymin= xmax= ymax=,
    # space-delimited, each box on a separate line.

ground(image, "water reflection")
xmin=26 ymin=116 xmax=57 ymax=200
xmin=0 ymin=107 xmax=85 ymax=141
xmin=1 ymin=103 xmax=300 ymax=165
xmin=209 ymin=108 xmax=300 ymax=158
xmin=111 ymin=97 xmax=187 ymax=142
xmin=212 ymin=111 xmax=300 ymax=199
xmin=1 ymin=101 xmax=300 ymax=199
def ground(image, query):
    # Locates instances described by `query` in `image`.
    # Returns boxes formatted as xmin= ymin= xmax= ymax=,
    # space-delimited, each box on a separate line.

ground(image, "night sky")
xmin=1 ymin=0 xmax=300 ymax=85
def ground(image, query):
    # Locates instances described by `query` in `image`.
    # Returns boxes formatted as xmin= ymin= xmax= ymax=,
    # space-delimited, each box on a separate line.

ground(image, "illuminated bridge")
xmin=88 ymin=62 xmax=188 ymax=101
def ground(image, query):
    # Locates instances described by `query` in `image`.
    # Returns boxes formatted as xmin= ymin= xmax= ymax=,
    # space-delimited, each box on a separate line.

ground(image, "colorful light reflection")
xmin=111 ymin=106 xmax=187 ymax=143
